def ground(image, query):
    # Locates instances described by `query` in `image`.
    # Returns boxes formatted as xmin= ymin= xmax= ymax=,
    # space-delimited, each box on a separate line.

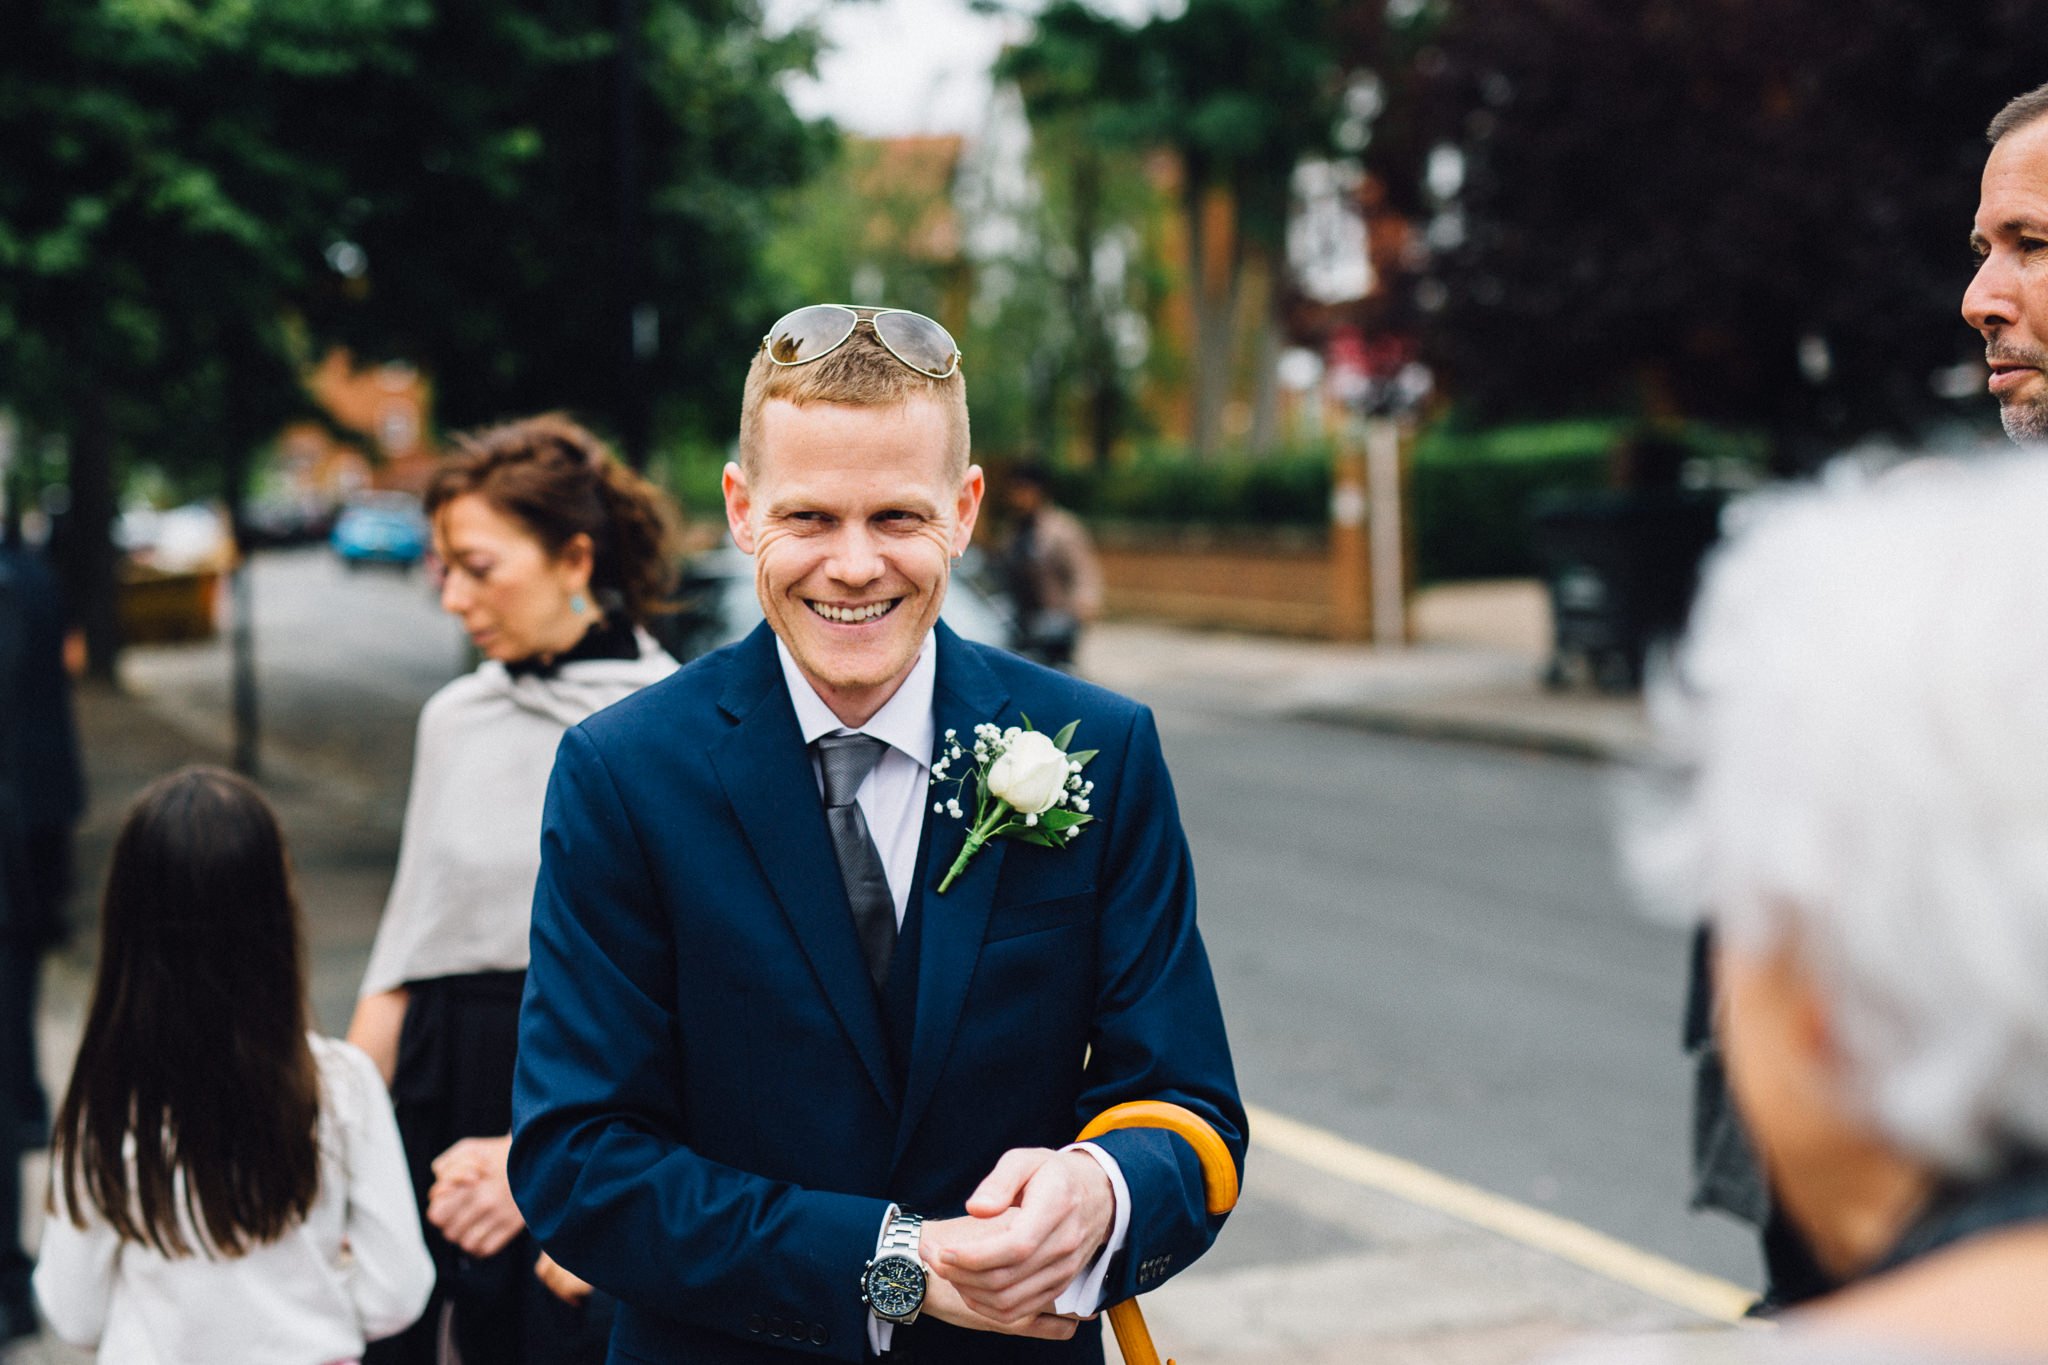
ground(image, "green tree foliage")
xmin=755 ymin=116 xmax=1172 ymax=468
xmin=965 ymin=61 xmax=1174 ymax=467
xmin=1400 ymin=0 xmax=2048 ymax=466
xmin=0 ymin=0 xmax=425 ymax=458
xmin=301 ymin=0 xmax=826 ymax=458
xmin=0 ymin=0 xmax=425 ymax=675
xmin=0 ymin=0 xmax=820 ymax=681
xmin=987 ymin=113 xmax=1166 ymax=469
xmin=758 ymin=137 xmax=961 ymax=321
xmin=999 ymin=0 xmax=1351 ymax=458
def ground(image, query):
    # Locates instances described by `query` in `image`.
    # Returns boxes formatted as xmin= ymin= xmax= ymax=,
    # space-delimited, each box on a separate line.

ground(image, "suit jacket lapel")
xmin=710 ymin=625 xmax=897 ymax=1111
xmin=896 ymin=624 xmax=1011 ymax=1159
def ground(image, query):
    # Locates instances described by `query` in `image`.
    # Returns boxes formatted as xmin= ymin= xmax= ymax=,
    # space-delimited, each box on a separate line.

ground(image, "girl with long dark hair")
xmin=33 ymin=767 xmax=433 ymax=1362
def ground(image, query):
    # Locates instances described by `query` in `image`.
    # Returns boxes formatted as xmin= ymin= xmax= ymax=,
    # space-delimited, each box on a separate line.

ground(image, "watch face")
xmin=863 ymin=1254 xmax=927 ymax=1319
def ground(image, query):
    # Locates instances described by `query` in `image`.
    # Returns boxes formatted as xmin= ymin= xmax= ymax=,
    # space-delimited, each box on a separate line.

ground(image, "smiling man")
xmin=509 ymin=305 xmax=1244 ymax=1364
xmin=1964 ymin=85 xmax=2048 ymax=442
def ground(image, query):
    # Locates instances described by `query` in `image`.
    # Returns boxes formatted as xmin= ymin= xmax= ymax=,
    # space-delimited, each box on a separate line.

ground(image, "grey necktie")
xmin=814 ymin=733 xmax=897 ymax=989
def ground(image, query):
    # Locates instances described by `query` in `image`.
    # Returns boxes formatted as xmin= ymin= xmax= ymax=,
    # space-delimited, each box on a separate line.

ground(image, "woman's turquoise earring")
xmin=571 ymin=592 xmax=589 ymax=614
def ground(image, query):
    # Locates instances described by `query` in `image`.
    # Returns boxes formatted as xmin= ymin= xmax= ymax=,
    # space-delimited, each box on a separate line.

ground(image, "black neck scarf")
xmin=503 ymin=616 xmax=640 ymax=680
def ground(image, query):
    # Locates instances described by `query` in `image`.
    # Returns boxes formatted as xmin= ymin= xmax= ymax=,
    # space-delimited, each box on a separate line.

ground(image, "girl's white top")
xmin=358 ymin=638 xmax=677 ymax=996
xmin=32 ymin=1035 xmax=435 ymax=1364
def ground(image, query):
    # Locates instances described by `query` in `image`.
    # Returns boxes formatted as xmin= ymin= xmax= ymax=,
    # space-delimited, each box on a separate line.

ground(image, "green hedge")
xmin=1412 ymin=454 xmax=1609 ymax=580
xmin=1046 ymin=448 xmax=1333 ymax=528
xmin=1034 ymin=428 xmax=1631 ymax=582
xmin=1410 ymin=419 xmax=1763 ymax=580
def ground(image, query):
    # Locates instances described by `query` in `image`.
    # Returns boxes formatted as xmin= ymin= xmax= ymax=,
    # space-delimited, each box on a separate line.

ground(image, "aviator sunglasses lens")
xmin=872 ymin=311 xmax=959 ymax=377
xmin=764 ymin=305 xmax=858 ymax=364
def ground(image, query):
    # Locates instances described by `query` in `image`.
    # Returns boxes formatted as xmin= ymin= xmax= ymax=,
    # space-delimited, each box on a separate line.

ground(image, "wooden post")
xmin=1330 ymin=428 xmax=1371 ymax=641
xmin=1365 ymin=416 xmax=1412 ymax=646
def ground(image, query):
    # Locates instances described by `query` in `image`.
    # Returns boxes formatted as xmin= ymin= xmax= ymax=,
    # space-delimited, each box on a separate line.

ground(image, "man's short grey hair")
xmin=1988 ymin=82 xmax=2048 ymax=143
xmin=1624 ymin=455 xmax=2048 ymax=1174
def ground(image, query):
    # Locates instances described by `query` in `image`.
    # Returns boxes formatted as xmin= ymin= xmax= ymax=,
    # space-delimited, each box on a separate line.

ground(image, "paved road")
xmin=124 ymin=546 xmax=467 ymax=805
xmin=1150 ymin=707 xmax=1754 ymax=1287
xmin=120 ymin=548 xmax=1757 ymax=1292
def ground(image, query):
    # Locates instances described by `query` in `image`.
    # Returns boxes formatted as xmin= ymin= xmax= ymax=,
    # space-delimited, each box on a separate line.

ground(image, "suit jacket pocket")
xmin=985 ymin=889 xmax=1095 ymax=943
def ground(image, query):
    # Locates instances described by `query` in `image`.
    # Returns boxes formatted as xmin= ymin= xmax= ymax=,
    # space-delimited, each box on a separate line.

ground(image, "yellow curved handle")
xmin=1077 ymin=1101 xmax=1240 ymax=1365
xmin=1076 ymin=1100 xmax=1240 ymax=1217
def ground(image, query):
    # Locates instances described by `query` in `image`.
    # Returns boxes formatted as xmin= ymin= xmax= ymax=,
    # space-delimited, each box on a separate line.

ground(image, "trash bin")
xmin=118 ymin=565 xmax=222 ymax=645
xmin=1529 ymin=488 xmax=1723 ymax=693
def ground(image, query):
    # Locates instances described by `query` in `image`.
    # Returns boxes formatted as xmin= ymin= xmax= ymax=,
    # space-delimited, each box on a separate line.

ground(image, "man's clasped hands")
xmin=920 ymin=1146 xmax=1117 ymax=1341
xmin=423 ymin=1137 xmax=1114 ymax=1340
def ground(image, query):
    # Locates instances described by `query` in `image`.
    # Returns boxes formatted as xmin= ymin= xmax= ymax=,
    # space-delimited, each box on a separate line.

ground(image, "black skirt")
xmin=366 ymin=970 xmax=615 ymax=1365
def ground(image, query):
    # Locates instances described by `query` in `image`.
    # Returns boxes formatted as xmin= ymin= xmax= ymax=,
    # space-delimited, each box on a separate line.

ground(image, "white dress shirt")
xmin=33 ymin=1035 xmax=434 ymax=1364
xmin=774 ymin=636 xmax=1132 ymax=1349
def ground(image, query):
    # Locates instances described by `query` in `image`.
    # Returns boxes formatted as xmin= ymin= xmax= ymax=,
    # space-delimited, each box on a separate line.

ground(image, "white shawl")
xmin=358 ymin=638 xmax=677 ymax=996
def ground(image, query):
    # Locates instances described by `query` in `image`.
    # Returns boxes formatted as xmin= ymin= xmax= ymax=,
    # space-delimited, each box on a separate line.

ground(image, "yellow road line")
xmin=1245 ymin=1102 xmax=1756 ymax=1324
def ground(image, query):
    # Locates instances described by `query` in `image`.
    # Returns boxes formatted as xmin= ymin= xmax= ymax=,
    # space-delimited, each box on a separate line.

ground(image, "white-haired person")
xmin=1550 ymin=454 xmax=2048 ymax=1364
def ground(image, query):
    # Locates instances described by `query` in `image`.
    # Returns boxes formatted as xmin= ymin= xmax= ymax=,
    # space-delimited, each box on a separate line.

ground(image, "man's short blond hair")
xmin=737 ymin=323 xmax=970 ymax=479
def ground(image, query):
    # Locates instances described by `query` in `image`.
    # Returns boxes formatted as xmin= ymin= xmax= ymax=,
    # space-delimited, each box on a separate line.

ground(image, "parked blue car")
xmin=331 ymin=495 xmax=429 ymax=571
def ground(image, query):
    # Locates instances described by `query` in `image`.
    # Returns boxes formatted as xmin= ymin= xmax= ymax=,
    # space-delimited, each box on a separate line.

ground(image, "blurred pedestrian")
xmin=1963 ymin=82 xmax=2048 ymax=443
xmin=0 ymin=545 xmax=34 ymax=1346
xmin=1556 ymin=454 xmax=2048 ymax=1363
xmin=346 ymin=415 xmax=679 ymax=1365
xmin=0 ymin=532 xmax=87 ymax=1152
xmin=33 ymin=767 xmax=434 ymax=1362
xmin=999 ymin=462 xmax=1102 ymax=669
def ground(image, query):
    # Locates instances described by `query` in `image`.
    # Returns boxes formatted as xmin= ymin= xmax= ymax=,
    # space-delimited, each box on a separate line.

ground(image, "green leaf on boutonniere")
xmin=1033 ymin=809 xmax=1091 ymax=831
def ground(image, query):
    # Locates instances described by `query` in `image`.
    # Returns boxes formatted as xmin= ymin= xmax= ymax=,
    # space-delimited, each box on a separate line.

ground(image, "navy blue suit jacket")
xmin=510 ymin=622 xmax=1244 ymax=1364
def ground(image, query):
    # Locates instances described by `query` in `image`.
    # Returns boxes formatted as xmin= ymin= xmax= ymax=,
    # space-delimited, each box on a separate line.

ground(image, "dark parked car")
xmin=331 ymin=494 xmax=429 ymax=571
xmin=654 ymin=548 xmax=1015 ymax=662
xmin=243 ymin=494 xmax=337 ymax=548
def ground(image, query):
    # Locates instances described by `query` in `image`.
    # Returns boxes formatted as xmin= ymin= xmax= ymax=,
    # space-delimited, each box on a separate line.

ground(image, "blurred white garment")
xmin=359 ymin=635 xmax=676 ymax=996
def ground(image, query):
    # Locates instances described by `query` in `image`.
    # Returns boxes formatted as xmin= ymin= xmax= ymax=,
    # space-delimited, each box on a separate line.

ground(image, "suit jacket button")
xmin=771 ymin=1315 xmax=788 ymax=1337
xmin=810 ymin=1323 xmax=829 ymax=1345
xmin=746 ymin=1315 xmax=764 ymax=1335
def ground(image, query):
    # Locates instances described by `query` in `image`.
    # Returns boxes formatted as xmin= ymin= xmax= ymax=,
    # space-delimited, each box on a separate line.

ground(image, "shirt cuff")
xmin=1051 ymin=1141 xmax=1131 ymax=1318
xmin=868 ymin=1206 xmax=895 ymax=1354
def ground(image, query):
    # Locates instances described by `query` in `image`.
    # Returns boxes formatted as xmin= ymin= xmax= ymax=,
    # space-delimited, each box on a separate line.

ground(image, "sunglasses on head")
xmin=760 ymin=304 xmax=962 ymax=380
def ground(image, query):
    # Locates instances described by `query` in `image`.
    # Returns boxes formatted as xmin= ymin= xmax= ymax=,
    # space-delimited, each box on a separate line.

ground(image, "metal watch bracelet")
xmin=878 ymin=1207 xmax=924 ymax=1259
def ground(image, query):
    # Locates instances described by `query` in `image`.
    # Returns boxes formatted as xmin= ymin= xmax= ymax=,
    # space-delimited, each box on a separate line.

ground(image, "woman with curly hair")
xmin=347 ymin=415 xmax=680 ymax=1365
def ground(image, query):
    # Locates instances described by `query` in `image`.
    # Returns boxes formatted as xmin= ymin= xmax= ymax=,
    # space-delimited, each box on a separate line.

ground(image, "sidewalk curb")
xmin=1289 ymin=703 xmax=1643 ymax=765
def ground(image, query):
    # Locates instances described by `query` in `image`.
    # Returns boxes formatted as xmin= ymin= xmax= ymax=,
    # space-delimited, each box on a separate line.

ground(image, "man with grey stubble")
xmin=1964 ymin=82 xmax=2048 ymax=442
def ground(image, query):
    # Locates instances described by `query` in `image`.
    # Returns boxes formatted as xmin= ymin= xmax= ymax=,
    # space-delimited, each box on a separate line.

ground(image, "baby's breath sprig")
xmin=931 ymin=717 xmax=1097 ymax=894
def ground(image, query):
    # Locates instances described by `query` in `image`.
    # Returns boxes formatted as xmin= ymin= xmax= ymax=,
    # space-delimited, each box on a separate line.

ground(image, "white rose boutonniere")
xmin=986 ymin=730 xmax=1070 ymax=813
xmin=931 ymin=718 xmax=1097 ymax=894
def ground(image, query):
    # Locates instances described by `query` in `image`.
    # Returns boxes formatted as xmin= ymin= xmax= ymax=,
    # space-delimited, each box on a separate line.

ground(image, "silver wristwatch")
xmin=859 ymin=1205 xmax=927 ymax=1325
